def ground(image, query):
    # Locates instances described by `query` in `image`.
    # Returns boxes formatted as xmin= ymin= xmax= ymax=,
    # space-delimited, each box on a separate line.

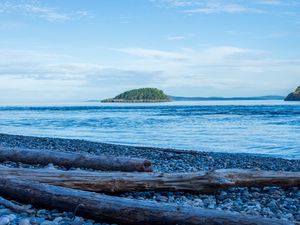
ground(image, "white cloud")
xmin=0 ymin=1 xmax=90 ymax=22
xmin=257 ymin=0 xmax=282 ymax=5
xmin=255 ymin=0 xmax=298 ymax=6
xmin=202 ymin=46 xmax=261 ymax=59
xmin=115 ymin=46 xmax=265 ymax=68
xmin=150 ymin=0 xmax=299 ymax=14
xmin=184 ymin=3 xmax=248 ymax=14
xmin=0 ymin=49 xmax=71 ymax=62
xmin=0 ymin=49 xmax=165 ymax=86
xmin=2 ymin=47 xmax=298 ymax=82
xmin=115 ymin=48 xmax=187 ymax=60
xmin=0 ymin=20 xmax=26 ymax=29
xmin=1 ymin=46 xmax=300 ymax=102
xmin=151 ymin=0 xmax=252 ymax=14
xmin=167 ymin=35 xmax=186 ymax=40
xmin=150 ymin=0 xmax=201 ymax=7
xmin=113 ymin=46 xmax=300 ymax=94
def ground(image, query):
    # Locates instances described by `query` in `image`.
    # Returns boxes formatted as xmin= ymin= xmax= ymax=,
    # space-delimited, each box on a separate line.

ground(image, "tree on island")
xmin=102 ymin=88 xmax=170 ymax=102
xmin=285 ymin=86 xmax=300 ymax=101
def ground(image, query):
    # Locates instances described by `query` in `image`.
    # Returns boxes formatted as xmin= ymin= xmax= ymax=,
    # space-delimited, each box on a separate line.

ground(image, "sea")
xmin=0 ymin=100 xmax=300 ymax=159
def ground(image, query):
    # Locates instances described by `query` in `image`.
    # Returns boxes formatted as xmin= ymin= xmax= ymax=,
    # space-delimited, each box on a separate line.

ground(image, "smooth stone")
xmin=40 ymin=220 xmax=58 ymax=225
xmin=0 ymin=217 xmax=10 ymax=225
xmin=0 ymin=209 xmax=12 ymax=217
xmin=71 ymin=219 xmax=84 ymax=225
xmin=0 ymin=214 xmax=17 ymax=225
xmin=30 ymin=217 xmax=46 ymax=225
xmin=18 ymin=218 xmax=30 ymax=225
xmin=193 ymin=199 xmax=204 ymax=207
xmin=156 ymin=196 xmax=168 ymax=202
xmin=207 ymin=203 xmax=215 ymax=209
xmin=268 ymin=200 xmax=278 ymax=212
xmin=53 ymin=217 xmax=63 ymax=223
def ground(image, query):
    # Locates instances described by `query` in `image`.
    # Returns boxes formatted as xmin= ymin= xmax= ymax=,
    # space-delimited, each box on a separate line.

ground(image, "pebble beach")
xmin=0 ymin=133 xmax=299 ymax=224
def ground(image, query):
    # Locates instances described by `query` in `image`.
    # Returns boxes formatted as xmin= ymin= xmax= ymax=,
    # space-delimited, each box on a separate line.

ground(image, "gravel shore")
xmin=0 ymin=133 xmax=299 ymax=224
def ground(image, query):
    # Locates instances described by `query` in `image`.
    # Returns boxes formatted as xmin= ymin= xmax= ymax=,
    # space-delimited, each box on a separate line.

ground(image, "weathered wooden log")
xmin=0 ymin=167 xmax=299 ymax=194
xmin=213 ymin=169 xmax=300 ymax=188
xmin=0 ymin=196 xmax=34 ymax=214
xmin=0 ymin=147 xmax=152 ymax=172
xmin=0 ymin=177 xmax=296 ymax=225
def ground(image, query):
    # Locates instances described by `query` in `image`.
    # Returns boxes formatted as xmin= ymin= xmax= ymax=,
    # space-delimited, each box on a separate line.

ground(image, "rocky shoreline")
xmin=0 ymin=133 xmax=299 ymax=224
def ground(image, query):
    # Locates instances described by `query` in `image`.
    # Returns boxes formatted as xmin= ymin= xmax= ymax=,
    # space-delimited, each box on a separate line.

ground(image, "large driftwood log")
xmin=0 ymin=177 xmax=296 ymax=225
xmin=0 ymin=166 xmax=299 ymax=194
xmin=0 ymin=147 xmax=152 ymax=172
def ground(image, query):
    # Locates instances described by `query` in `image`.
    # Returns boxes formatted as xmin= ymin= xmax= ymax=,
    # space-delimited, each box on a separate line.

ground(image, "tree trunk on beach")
xmin=0 ymin=177 xmax=296 ymax=225
xmin=0 ymin=147 xmax=152 ymax=172
xmin=0 ymin=166 xmax=299 ymax=194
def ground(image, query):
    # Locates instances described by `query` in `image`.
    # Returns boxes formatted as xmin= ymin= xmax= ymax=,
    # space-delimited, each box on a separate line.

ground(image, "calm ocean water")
xmin=0 ymin=100 xmax=300 ymax=159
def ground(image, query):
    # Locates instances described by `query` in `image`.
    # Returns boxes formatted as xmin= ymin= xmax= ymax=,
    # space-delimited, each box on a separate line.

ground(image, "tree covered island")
xmin=102 ymin=88 xmax=171 ymax=102
xmin=285 ymin=86 xmax=300 ymax=101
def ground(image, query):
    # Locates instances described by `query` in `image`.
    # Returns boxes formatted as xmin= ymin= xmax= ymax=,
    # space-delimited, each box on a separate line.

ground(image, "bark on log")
xmin=0 ymin=147 xmax=152 ymax=172
xmin=0 ymin=177 xmax=296 ymax=225
xmin=0 ymin=196 xmax=34 ymax=214
xmin=0 ymin=167 xmax=299 ymax=194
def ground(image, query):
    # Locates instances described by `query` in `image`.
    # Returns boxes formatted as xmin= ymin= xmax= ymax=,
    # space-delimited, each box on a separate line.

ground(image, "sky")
xmin=0 ymin=0 xmax=300 ymax=103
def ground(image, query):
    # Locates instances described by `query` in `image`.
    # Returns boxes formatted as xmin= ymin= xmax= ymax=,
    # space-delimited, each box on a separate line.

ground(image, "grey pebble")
xmin=0 ymin=133 xmax=299 ymax=223
xmin=18 ymin=218 xmax=30 ymax=225
xmin=40 ymin=220 xmax=58 ymax=225
xmin=0 ymin=214 xmax=17 ymax=225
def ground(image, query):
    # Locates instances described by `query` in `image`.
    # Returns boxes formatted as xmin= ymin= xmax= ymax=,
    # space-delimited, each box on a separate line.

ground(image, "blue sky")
xmin=0 ymin=0 xmax=300 ymax=103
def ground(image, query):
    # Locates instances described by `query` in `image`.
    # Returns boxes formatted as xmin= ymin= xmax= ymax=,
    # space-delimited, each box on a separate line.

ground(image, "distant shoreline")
xmin=101 ymin=99 xmax=171 ymax=103
xmin=169 ymin=95 xmax=285 ymax=101
xmin=87 ymin=95 xmax=285 ymax=103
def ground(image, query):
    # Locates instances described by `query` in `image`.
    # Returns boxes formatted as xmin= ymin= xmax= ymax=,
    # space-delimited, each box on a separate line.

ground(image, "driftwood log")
xmin=0 ymin=147 xmax=152 ymax=172
xmin=0 ymin=196 xmax=34 ymax=214
xmin=0 ymin=166 xmax=299 ymax=194
xmin=0 ymin=177 xmax=296 ymax=225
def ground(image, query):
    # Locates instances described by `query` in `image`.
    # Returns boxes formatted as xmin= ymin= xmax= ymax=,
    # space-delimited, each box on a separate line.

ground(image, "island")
xmin=285 ymin=86 xmax=300 ymax=101
xmin=102 ymin=88 xmax=171 ymax=102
